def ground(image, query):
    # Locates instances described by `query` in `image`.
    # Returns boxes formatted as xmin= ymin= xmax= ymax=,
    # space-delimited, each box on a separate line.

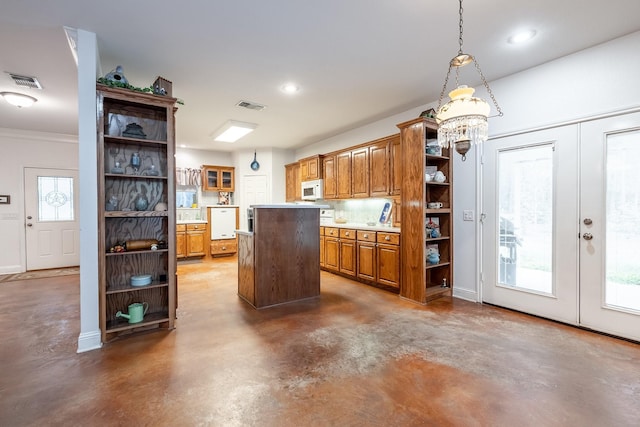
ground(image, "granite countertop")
xmin=321 ymin=222 xmax=401 ymax=233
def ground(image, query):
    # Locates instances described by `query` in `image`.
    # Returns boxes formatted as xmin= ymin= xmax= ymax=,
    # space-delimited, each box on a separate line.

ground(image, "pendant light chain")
xmin=458 ymin=0 xmax=465 ymax=55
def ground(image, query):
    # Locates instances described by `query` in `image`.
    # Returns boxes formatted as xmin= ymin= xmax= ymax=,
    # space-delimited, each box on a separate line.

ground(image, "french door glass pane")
xmin=38 ymin=176 xmax=74 ymax=221
xmin=605 ymin=131 xmax=640 ymax=312
xmin=498 ymin=144 xmax=553 ymax=294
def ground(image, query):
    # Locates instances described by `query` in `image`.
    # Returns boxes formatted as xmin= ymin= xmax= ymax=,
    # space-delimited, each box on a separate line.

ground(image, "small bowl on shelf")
xmin=131 ymin=274 xmax=152 ymax=287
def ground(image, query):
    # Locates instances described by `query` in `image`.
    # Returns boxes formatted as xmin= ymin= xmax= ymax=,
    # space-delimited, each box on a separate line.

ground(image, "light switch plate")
xmin=463 ymin=210 xmax=474 ymax=221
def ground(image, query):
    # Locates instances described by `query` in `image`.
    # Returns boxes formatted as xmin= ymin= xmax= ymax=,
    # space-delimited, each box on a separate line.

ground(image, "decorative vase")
xmin=130 ymin=152 xmax=141 ymax=173
xmin=135 ymin=194 xmax=149 ymax=211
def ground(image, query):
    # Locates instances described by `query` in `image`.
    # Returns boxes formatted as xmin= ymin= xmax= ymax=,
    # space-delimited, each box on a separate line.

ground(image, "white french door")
xmin=482 ymin=113 xmax=640 ymax=341
xmin=579 ymin=113 xmax=640 ymax=341
xmin=482 ymin=125 xmax=579 ymax=324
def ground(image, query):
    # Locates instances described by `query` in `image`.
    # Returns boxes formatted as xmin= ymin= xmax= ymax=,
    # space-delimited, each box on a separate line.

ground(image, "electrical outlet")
xmin=463 ymin=210 xmax=474 ymax=221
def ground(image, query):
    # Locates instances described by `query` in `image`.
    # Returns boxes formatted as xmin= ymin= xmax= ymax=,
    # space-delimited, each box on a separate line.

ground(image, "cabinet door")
xmin=300 ymin=160 xmax=310 ymax=181
xmin=203 ymin=168 xmax=219 ymax=191
xmin=377 ymin=243 xmax=400 ymax=288
xmin=307 ymin=157 xmax=320 ymax=179
xmin=323 ymin=156 xmax=337 ymax=199
xmin=357 ymin=242 xmax=376 ymax=281
xmin=336 ymin=151 xmax=352 ymax=199
xmin=339 ymin=239 xmax=356 ymax=276
xmin=369 ymin=141 xmax=389 ymax=197
xmin=351 ymin=147 xmax=369 ymax=198
xmin=176 ymin=231 xmax=186 ymax=258
xmin=285 ymin=163 xmax=297 ymax=202
xmin=220 ymin=168 xmax=235 ymax=192
xmin=324 ymin=237 xmax=340 ymax=271
xmin=390 ymin=134 xmax=402 ymax=196
xmin=186 ymin=229 xmax=206 ymax=257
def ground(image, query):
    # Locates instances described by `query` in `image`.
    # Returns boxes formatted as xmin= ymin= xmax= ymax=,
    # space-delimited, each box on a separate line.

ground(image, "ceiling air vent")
xmin=7 ymin=73 xmax=43 ymax=89
xmin=236 ymin=100 xmax=266 ymax=111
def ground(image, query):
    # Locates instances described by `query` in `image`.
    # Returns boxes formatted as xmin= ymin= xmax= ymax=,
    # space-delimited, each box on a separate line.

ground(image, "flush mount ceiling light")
xmin=508 ymin=29 xmax=537 ymax=44
xmin=212 ymin=120 xmax=257 ymax=143
xmin=0 ymin=91 xmax=38 ymax=108
xmin=435 ymin=0 xmax=503 ymax=161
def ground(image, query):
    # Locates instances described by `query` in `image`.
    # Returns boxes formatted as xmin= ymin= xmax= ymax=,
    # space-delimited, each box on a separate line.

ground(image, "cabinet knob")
xmin=345 ymin=232 xmax=350 ymax=236
xmin=222 ymin=246 xmax=226 ymax=250
xmin=363 ymin=233 xmax=369 ymax=238
xmin=385 ymin=236 xmax=390 ymax=241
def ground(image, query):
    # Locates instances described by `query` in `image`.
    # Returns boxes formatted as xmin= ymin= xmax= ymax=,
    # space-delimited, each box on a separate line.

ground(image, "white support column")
xmin=76 ymin=28 xmax=102 ymax=353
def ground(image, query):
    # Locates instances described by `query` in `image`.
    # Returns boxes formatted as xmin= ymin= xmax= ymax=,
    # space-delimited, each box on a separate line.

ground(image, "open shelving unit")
xmin=397 ymin=117 xmax=453 ymax=304
xmin=97 ymin=84 xmax=177 ymax=342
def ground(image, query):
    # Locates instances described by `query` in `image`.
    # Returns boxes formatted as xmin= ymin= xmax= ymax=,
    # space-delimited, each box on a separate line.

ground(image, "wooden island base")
xmin=237 ymin=205 xmax=323 ymax=309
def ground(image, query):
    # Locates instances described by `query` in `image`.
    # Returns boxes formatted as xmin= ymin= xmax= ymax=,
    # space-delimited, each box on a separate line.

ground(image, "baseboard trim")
xmin=77 ymin=330 xmax=102 ymax=353
xmin=0 ymin=265 xmax=23 ymax=275
xmin=453 ymin=287 xmax=478 ymax=302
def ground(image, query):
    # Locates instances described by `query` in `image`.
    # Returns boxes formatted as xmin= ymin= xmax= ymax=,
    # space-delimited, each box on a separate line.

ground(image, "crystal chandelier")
xmin=436 ymin=0 xmax=502 ymax=161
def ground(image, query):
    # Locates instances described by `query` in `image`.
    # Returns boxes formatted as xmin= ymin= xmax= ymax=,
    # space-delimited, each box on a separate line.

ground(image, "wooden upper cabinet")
xmin=351 ymin=147 xmax=369 ymax=198
xmin=285 ymin=162 xmax=301 ymax=202
xmin=369 ymin=140 xmax=390 ymax=197
xmin=202 ymin=165 xmax=235 ymax=192
xmin=300 ymin=155 xmax=322 ymax=181
xmin=336 ymin=151 xmax=352 ymax=199
xmin=323 ymin=155 xmax=337 ymax=199
xmin=389 ymin=134 xmax=402 ymax=196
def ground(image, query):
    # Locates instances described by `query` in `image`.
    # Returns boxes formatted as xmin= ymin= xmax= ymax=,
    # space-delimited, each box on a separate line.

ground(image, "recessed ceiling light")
xmin=281 ymin=83 xmax=300 ymax=94
xmin=508 ymin=29 xmax=537 ymax=44
xmin=211 ymin=120 xmax=257 ymax=143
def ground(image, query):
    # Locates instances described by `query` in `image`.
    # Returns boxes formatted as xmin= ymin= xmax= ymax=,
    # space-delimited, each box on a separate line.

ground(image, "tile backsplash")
xmin=320 ymin=198 xmax=393 ymax=224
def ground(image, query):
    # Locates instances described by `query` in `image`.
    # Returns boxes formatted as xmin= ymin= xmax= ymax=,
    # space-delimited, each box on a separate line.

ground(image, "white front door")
xmin=24 ymin=168 xmax=80 ymax=270
xmin=579 ymin=112 xmax=640 ymax=341
xmin=482 ymin=113 xmax=640 ymax=341
xmin=481 ymin=125 xmax=579 ymax=324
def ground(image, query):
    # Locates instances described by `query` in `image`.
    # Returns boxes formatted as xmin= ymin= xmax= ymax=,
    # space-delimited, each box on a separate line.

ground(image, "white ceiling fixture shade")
xmin=1 ymin=91 xmax=38 ymax=108
xmin=435 ymin=0 xmax=503 ymax=161
xmin=212 ymin=120 xmax=257 ymax=143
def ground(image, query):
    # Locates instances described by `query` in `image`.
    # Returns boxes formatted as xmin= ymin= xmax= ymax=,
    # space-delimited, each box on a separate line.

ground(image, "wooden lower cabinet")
xmin=177 ymin=223 xmax=206 ymax=258
xmin=210 ymin=239 xmax=238 ymax=257
xmin=324 ymin=234 xmax=340 ymax=271
xmin=323 ymin=228 xmax=400 ymax=290
xmin=377 ymin=243 xmax=400 ymax=288
xmin=176 ymin=224 xmax=186 ymax=258
xmin=339 ymin=229 xmax=357 ymax=276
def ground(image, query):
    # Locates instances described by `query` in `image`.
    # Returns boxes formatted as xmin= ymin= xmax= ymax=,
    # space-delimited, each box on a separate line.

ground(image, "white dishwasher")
xmin=210 ymin=207 xmax=237 ymax=240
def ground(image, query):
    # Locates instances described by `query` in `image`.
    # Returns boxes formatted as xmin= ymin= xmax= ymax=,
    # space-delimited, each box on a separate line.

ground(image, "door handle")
xmin=27 ymin=223 xmax=33 ymax=227
xmin=583 ymin=218 xmax=592 ymax=225
xmin=582 ymin=233 xmax=593 ymax=240
xmin=27 ymin=215 xmax=33 ymax=220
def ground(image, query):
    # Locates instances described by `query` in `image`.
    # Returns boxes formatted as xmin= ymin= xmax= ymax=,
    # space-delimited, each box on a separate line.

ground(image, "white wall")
xmin=0 ymin=129 xmax=78 ymax=274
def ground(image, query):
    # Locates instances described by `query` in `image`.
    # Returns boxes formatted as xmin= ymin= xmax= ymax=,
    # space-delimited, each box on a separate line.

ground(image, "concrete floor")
xmin=1 ymin=256 xmax=639 ymax=426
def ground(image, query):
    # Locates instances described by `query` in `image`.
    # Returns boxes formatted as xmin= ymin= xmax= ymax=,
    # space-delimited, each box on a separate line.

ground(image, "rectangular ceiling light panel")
xmin=212 ymin=120 xmax=257 ymax=143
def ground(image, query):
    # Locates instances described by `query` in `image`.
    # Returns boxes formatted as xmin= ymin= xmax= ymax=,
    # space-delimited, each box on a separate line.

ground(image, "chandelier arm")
xmin=436 ymin=65 xmax=453 ymax=113
xmin=473 ymin=58 xmax=504 ymax=117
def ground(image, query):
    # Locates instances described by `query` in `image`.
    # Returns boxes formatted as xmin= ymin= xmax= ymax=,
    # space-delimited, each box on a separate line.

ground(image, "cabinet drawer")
xmin=187 ymin=223 xmax=205 ymax=231
xmin=340 ymin=229 xmax=356 ymax=240
xmin=176 ymin=224 xmax=186 ymax=232
xmin=325 ymin=227 xmax=340 ymax=237
xmin=377 ymin=232 xmax=400 ymax=245
xmin=210 ymin=239 xmax=237 ymax=255
xmin=356 ymin=230 xmax=376 ymax=242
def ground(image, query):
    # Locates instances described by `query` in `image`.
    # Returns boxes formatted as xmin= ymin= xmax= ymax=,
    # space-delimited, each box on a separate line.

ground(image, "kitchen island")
xmin=237 ymin=204 xmax=326 ymax=309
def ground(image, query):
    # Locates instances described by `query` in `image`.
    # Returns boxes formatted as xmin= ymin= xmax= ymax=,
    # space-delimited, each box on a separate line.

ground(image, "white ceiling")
xmin=2 ymin=0 xmax=640 ymax=152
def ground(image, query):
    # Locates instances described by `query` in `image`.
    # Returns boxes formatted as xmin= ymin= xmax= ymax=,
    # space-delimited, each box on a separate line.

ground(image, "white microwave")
xmin=301 ymin=179 xmax=324 ymax=200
